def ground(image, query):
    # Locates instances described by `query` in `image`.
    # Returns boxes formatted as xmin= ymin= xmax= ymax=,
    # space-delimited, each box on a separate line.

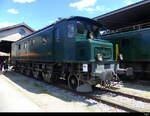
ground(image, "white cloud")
xmin=85 ymin=5 xmax=110 ymax=13
xmin=0 ymin=22 xmax=15 ymax=28
xmin=70 ymin=0 xmax=97 ymax=11
xmin=13 ymin=0 xmax=36 ymax=3
xmin=124 ymin=0 xmax=134 ymax=5
xmin=21 ymin=17 xmax=25 ymax=20
xmin=69 ymin=0 xmax=110 ymax=13
xmin=85 ymin=8 xmax=94 ymax=12
xmin=7 ymin=9 xmax=19 ymax=14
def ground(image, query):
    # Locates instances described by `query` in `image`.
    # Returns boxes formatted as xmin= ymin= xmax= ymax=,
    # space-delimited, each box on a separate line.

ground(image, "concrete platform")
xmin=0 ymin=72 xmax=43 ymax=112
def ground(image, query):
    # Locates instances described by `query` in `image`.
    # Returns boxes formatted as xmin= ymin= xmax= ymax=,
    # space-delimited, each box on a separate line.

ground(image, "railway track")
xmin=94 ymin=87 xmax=150 ymax=102
xmin=92 ymin=87 xmax=150 ymax=112
xmin=53 ymin=83 xmax=150 ymax=112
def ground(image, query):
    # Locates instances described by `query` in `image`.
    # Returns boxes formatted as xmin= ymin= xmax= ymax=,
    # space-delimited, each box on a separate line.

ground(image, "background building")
xmin=0 ymin=23 xmax=34 ymax=54
xmin=0 ymin=23 xmax=34 ymax=63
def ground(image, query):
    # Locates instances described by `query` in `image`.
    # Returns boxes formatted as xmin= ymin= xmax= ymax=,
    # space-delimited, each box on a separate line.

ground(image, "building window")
xmin=19 ymin=28 xmax=26 ymax=35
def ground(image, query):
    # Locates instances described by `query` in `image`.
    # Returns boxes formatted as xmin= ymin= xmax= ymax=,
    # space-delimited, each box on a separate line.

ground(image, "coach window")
xmin=77 ymin=21 xmax=85 ymax=34
xmin=68 ymin=24 xmax=75 ymax=38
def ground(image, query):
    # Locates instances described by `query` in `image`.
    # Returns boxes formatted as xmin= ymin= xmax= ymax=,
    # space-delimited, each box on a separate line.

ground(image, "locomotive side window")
xmin=42 ymin=37 xmax=48 ymax=45
xmin=56 ymin=28 xmax=60 ymax=40
xmin=32 ymin=39 xmax=35 ymax=45
xmin=24 ymin=42 xmax=27 ymax=49
xmin=77 ymin=21 xmax=85 ymax=34
xmin=68 ymin=24 xmax=75 ymax=38
xmin=18 ymin=44 xmax=21 ymax=49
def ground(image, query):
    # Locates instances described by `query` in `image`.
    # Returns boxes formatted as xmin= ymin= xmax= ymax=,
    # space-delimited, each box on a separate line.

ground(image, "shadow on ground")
xmin=122 ymin=81 xmax=150 ymax=92
xmin=2 ymin=71 xmax=97 ymax=107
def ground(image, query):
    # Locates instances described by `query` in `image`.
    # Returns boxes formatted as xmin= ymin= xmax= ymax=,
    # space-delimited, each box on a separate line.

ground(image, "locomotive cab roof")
xmin=67 ymin=16 xmax=103 ymax=27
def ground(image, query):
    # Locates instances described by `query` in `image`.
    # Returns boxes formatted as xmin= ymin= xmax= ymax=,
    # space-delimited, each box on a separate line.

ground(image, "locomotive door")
xmin=54 ymin=25 xmax=64 ymax=62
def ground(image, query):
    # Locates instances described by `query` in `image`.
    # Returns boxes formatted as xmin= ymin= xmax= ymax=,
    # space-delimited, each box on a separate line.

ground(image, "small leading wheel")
xmin=20 ymin=68 xmax=24 ymax=74
xmin=32 ymin=70 xmax=40 ymax=80
xmin=42 ymin=71 xmax=52 ymax=83
xmin=25 ymin=70 xmax=31 ymax=77
xmin=68 ymin=74 xmax=79 ymax=90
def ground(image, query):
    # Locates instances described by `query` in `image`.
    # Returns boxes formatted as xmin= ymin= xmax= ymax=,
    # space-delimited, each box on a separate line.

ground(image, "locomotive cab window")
xmin=68 ymin=24 xmax=75 ymax=38
xmin=77 ymin=21 xmax=85 ymax=34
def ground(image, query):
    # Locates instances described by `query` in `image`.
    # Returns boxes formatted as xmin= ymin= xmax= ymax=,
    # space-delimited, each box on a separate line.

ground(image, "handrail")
xmin=103 ymin=21 xmax=150 ymax=35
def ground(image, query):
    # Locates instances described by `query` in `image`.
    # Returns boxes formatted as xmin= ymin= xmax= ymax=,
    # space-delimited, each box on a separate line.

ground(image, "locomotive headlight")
xmin=96 ymin=53 xmax=103 ymax=61
xmin=119 ymin=54 xmax=123 ymax=61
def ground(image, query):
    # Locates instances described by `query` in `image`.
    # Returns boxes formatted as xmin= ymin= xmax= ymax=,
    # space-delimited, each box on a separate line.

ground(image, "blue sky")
xmin=0 ymin=0 xmax=142 ymax=30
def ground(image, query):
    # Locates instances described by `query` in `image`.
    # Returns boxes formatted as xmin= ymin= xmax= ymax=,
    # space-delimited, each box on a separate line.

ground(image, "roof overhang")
xmin=93 ymin=0 xmax=150 ymax=29
xmin=0 ymin=23 xmax=35 ymax=33
xmin=0 ymin=40 xmax=13 ymax=53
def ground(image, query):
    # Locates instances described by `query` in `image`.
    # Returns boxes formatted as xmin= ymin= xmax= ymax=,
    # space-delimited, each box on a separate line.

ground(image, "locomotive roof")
xmin=15 ymin=16 xmax=102 ymax=43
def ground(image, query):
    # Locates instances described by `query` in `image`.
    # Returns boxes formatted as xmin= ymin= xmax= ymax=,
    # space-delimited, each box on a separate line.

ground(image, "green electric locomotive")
xmin=11 ymin=16 xmax=133 ymax=92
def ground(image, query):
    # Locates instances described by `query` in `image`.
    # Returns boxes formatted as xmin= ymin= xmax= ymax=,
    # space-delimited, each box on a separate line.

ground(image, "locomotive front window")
xmin=68 ymin=24 xmax=75 ymax=38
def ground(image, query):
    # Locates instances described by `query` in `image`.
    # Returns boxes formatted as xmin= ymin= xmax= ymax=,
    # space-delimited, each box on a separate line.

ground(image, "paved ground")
xmin=0 ymin=72 xmax=43 ymax=112
xmin=0 ymin=71 xmax=98 ymax=112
